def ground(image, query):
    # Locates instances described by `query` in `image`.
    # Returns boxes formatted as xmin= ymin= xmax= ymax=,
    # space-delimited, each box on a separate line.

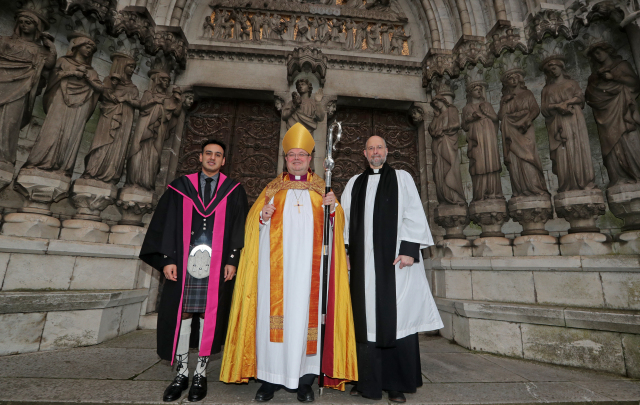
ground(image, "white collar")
xmin=294 ymin=175 xmax=301 ymax=180
xmin=373 ymin=169 xmax=380 ymax=174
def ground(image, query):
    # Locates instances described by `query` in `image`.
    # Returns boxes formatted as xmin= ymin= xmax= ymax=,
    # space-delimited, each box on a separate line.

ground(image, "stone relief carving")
xmin=527 ymin=9 xmax=572 ymax=49
xmin=82 ymin=51 xmax=139 ymax=184
xmin=584 ymin=27 xmax=640 ymax=188
xmin=22 ymin=33 xmax=103 ymax=176
xmin=428 ymin=78 xmax=466 ymax=206
xmin=0 ymin=3 xmax=57 ymax=189
xmin=539 ymin=41 xmax=596 ymax=193
xmin=497 ymin=53 xmax=550 ymax=198
xmin=126 ymin=65 xmax=181 ymax=191
xmin=200 ymin=6 xmax=412 ymax=56
xmin=409 ymin=106 xmax=423 ymax=124
xmin=281 ymin=78 xmax=326 ymax=132
xmin=461 ymin=67 xmax=503 ymax=202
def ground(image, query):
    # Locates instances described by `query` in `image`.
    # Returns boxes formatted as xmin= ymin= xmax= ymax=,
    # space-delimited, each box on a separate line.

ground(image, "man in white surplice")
xmin=341 ymin=135 xmax=443 ymax=402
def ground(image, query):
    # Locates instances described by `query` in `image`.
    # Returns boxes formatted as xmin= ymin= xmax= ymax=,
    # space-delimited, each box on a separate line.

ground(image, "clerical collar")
xmin=372 ymin=169 xmax=380 ymax=175
xmin=290 ymin=173 xmax=308 ymax=182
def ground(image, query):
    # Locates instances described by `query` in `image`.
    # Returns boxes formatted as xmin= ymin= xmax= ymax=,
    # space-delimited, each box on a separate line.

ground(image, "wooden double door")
xmin=177 ymin=99 xmax=420 ymax=204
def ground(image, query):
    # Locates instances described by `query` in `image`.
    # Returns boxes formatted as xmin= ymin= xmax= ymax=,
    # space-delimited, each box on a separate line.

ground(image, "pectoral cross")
xmin=294 ymin=201 xmax=303 ymax=213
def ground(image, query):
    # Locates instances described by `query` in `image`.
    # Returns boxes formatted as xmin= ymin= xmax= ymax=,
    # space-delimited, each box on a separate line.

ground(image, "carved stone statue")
xmin=281 ymin=78 xmax=325 ymax=132
xmin=0 ymin=8 xmax=56 ymax=173
xmin=202 ymin=16 xmax=214 ymax=37
xmin=390 ymin=26 xmax=407 ymax=55
xmin=82 ymin=53 xmax=139 ymax=184
xmin=355 ymin=21 xmax=367 ymax=50
xmin=498 ymin=69 xmax=549 ymax=197
xmin=213 ymin=9 xmax=224 ymax=39
xmin=585 ymin=41 xmax=640 ymax=187
xmin=541 ymin=56 xmax=595 ymax=192
xmin=125 ymin=70 xmax=177 ymax=190
xmin=462 ymin=82 xmax=503 ymax=201
xmin=429 ymin=94 xmax=466 ymax=205
xmin=23 ymin=34 xmax=102 ymax=175
xmin=250 ymin=12 xmax=262 ymax=41
xmin=380 ymin=25 xmax=391 ymax=54
xmin=367 ymin=23 xmax=382 ymax=52
xmin=344 ymin=19 xmax=356 ymax=50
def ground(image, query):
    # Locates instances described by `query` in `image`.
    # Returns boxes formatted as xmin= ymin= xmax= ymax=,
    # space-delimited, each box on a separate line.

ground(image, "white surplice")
xmin=256 ymin=189 xmax=324 ymax=389
xmin=341 ymin=169 xmax=443 ymax=342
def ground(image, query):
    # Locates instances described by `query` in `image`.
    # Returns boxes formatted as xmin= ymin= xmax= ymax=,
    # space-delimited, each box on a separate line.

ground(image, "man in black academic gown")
xmin=341 ymin=136 xmax=443 ymax=403
xmin=140 ymin=139 xmax=248 ymax=402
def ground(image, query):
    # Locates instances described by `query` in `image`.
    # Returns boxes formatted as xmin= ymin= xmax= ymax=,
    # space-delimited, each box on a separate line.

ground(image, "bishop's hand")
xmin=393 ymin=255 xmax=414 ymax=269
xmin=262 ymin=195 xmax=276 ymax=221
xmin=163 ymin=264 xmax=178 ymax=281
xmin=323 ymin=191 xmax=336 ymax=213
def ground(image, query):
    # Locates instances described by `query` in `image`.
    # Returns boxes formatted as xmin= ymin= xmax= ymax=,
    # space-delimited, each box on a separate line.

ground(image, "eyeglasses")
xmin=286 ymin=153 xmax=310 ymax=159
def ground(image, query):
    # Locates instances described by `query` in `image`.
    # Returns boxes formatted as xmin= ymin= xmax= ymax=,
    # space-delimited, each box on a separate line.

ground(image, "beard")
xmin=368 ymin=155 xmax=386 ymax=168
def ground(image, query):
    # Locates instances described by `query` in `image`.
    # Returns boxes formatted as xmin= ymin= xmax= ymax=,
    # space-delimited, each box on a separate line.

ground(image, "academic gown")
xmin=140 ymin=172 xmax=248 ymax=362
xmin=342 ymin=164 xmax=443 ymax=398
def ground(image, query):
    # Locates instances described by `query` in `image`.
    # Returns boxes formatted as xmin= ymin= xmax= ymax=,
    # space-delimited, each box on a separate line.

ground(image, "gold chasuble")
xmin=220 ymin=171 xmax=358 ymax=390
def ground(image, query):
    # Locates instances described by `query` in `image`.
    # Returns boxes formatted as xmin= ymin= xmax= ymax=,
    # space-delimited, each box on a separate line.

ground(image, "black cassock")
xmin=140 ymin=173 xmax=248 ymax=361
xmin=348 ymin=163 xmax=422 ymax=399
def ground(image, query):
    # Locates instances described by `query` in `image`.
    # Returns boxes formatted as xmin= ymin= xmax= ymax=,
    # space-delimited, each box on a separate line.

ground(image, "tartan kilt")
xmin=182 ymin=272 xmax=209 ymax=313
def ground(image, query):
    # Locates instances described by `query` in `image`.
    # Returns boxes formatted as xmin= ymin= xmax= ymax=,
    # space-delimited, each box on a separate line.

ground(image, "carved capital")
xmin=526 ymin=9 xmax=572 ymax=49
xmin=487 ymin=20 xmax=527 ymax=57
xmin=409 ymin=106 xmax=424 ymax=124
xmin=453 ymin=35 xmax=491 ymax=69
xmin=325 ymin=98 xmax=337 ymax=118
xmin=422 ymin=48 xmax=459 ymax=86
xmin=286 ymin=46 xmax=328 ymax=86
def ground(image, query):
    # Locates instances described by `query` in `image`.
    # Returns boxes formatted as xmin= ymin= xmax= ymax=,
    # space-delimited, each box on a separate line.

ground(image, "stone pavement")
xmin=0 ymin=330 xmax=639 ymax=405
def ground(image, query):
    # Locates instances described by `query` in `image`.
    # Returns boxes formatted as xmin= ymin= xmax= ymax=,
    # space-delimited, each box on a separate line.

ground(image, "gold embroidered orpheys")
xmin=270 ymin=315 xmax=284 ymax=330
xmin=307 ymin=327 xmax=318 ymax=342
xmin=264 ymin=172 xmax=325 ymax=202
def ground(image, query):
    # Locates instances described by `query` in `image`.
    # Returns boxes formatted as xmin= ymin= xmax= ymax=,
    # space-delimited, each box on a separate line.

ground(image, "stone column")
xmin=555 ymin=189 xmax=611 ymax=255
xmin=509 ymin=195 xmax=558 ymax=256
xmin=59 ymin=179 xmax=116 ymax=243
xmin=2 ymin=168 xmax=69 ymax=238
xmin=608 ymin=184 xmax=640 ymax=254
xmin=109 ymin=185 xmax=154 ymax=246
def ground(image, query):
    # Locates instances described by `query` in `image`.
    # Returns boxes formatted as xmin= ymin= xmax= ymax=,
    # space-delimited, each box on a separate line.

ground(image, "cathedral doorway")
xmin=331 ymin=107 xmax=421 ymax=198
xmin=177 ymin=98 xmax=282 ymax=204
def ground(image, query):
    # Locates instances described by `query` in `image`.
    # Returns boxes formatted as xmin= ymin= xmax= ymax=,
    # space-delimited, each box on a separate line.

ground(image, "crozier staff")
xmin=140 ymin=139 xmax=248 ymax=403
xmin=341 ymin=135 xmax=443 ymax=403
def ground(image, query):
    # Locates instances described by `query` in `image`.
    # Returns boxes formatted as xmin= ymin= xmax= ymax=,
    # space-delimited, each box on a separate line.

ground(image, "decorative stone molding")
xmin=327 ymin=55 xmax=421 ymax=76
xmin=207 ymin=0 xmax=407 ymax=23
xmin=286 ymin=46 xmax=328 ymax=86
xmin=56 ymin=2 xmax=188 ymax=68
xmin=187 ymin=46 xmax=287 ymax=64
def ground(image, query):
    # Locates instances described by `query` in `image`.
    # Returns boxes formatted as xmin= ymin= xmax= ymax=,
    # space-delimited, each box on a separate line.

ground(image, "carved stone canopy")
xmin=286 ymin=46 xmax=328 ymax=86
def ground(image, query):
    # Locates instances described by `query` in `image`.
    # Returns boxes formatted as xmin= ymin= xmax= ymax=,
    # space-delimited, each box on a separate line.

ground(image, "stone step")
xmin=436 ymin=298 xmax=640 ymax=378
xmin=0 ymin=289 xmax=148 ymax=356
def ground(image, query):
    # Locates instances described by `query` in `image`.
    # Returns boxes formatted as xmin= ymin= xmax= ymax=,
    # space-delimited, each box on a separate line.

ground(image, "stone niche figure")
xmin=125 ymin=71 xmax=175 ymax=190
xmin=462 ymin=82 xmax=503 ymax=201
xmin=0 ymin=8 xmax=56 ymax=170
xmin=82 ymin=53 xmax=139 ymax=184
xmin=498 ymin=70 xmax=549 ymax=197
xmin=23 ymin=34 xmax=103 ymax=175
xmin=585 ymin=41 xmax=640 ymax=186
xmin=281 ymin=78 xmax=325 ymax=132
xmin=429 ymin=94 xmax=466 ymax=205
xmin=541 ymin=56 xmax=596 ymax=192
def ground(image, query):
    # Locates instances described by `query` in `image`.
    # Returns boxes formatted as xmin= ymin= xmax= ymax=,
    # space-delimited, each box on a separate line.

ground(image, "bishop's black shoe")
xmin=163 ymin=375 xmax=189 ymax=402
xmin=296 ymin=384 xmax=314 ymax=403
xmin=255 ymin=382 xmax=276 ymax=402
xmin=350 ymin=385 xmax=361 ymax=396
xmin=387 ymin=390 xmax=406 ymax=403
xmin=187 ymin=375 xmax=207 ymax=402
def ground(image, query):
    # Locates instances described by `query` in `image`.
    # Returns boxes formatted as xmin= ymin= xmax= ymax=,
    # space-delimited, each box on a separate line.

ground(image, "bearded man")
xmin=341 ymin=135 xmax=443 ymax=403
